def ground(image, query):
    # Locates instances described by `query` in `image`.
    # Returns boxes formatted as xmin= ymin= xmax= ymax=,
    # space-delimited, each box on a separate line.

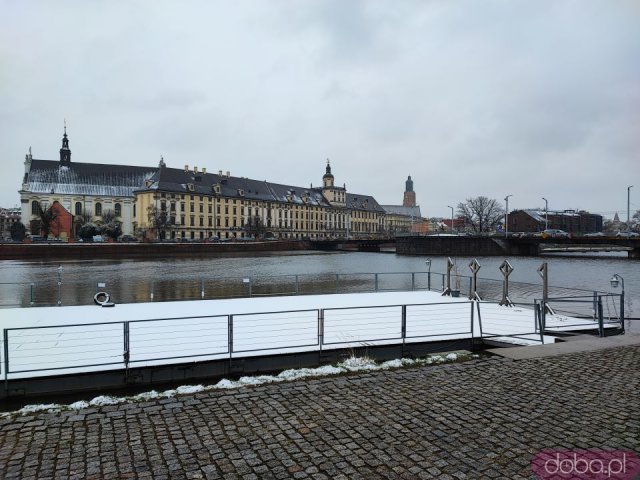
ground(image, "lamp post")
xmin=542 ymin=197 xmax=548 ymax=230
xmin=447 ymin=205 xmax=454 ymax=234
xmin=425 ymin=259 xmax=432 ymax=290
xmin=610 ymin=273 xmax=625 ymax=330
xmin=504 ymin=194 xmax=513 ymax=238
xmin=628 ymin=185 xmax=633 ymax=226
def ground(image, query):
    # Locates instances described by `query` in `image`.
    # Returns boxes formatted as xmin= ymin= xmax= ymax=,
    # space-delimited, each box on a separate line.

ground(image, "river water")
xmin=0 ymin=251 xmax=637 ymax=331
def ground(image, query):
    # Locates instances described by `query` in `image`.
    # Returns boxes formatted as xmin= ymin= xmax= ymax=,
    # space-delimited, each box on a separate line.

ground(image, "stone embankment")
xmin=1 ymin=341 xmax=638 ymax=479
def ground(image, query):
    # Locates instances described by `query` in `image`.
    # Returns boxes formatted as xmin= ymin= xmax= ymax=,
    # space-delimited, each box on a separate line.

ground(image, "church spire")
xmin=60 ymin=121 xmax=71 ymax=166
xmin=322 ymin=158 xmax=334 ymax=188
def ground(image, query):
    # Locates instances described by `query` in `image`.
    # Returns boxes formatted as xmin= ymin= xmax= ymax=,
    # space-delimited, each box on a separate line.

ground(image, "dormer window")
xmin=237 ymin=189 xmax=245 ymax=197
xmin=145 ymin=179 xmax=153 ymax=188
xmin=187 ymin=183 xmax=195 ymax=192
xmin=213 ymin=184 xmax=221 ymax=194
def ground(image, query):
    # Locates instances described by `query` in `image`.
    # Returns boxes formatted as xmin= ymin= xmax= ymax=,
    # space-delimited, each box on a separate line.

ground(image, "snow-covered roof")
xmin=24 ymin=159 xmax=157 ymax=198
xmin=141 ymin=166 xmax=385 ymax=212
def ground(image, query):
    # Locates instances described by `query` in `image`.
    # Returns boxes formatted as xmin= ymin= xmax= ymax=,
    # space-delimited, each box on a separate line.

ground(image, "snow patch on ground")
xmin=4 ymin=352 xmax=476 ymax=417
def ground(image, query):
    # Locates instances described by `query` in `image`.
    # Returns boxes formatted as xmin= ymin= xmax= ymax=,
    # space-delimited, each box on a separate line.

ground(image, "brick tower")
xmin=402 ymin=175 xmax=416 ymax=207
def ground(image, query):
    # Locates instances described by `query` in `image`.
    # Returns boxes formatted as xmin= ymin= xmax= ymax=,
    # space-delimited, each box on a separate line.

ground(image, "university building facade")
xmin=19 ymin=129 xmax=421 ymax=240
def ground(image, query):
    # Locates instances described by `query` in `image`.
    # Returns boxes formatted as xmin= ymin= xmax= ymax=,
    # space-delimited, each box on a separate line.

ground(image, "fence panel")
xmin=323 ymin=305 xmax=402 ymax=346
xmin=232 ymin=309 xmax=319 ymax=356
xmin=6 ymin=323 xmax=124 ymax=375
xmin=128 ymin=315 xmax=229 ymax=364
xmin=405 ymin=302 xmax=472 ymax=341
xmin=478 ymin=303 xmax=538 ymax=337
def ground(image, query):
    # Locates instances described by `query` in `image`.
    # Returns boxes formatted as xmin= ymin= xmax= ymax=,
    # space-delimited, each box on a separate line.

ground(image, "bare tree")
xmin=456 ymin=196 xmax=504 ymax=233
xmin=147 ymin=205 xmax=173 ymax=240
xmin=34 ymin=202 xmax=58 ymax=237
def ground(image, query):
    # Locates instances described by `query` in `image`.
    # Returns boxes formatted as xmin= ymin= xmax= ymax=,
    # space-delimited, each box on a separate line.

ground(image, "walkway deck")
xmin=1 ymin=342 xmax=638 ymax=479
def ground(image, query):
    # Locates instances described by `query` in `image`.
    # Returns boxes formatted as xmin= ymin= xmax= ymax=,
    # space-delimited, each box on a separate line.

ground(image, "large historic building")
xmin=19 ymin=129 xmax=420 ymax=240
xmin=20 ymin=128 xmax=156 ymax=237
xmin=134 ymin=160 xmax=386 ymax=240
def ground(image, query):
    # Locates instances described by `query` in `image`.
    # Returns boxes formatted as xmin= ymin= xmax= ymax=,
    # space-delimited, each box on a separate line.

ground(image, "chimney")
xmin=194 ymin=166 xmax=198 ymax=174
xmin=184 ymin=165 xmax=189 ymax=173
xmin=218 ymin=170 xmax=223 ymax=176
xmin=202 ymin=167 xmax=207 ymax=175
xmin=226 ymin=171 xmax=230 ymax=177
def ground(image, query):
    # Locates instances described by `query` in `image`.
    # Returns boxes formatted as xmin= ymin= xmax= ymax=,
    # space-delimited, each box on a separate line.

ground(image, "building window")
xmin=95 ymin=202 xmax=102 ymax=216
xmin=75 ymin=202 xmax=82 ymax=216
xmin=114 ymin=203 xmax=122 ymax=217
xmin=31 ymin=201 xmax=40 ymax=215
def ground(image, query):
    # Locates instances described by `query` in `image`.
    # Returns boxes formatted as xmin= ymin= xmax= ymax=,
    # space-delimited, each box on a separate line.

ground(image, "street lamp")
xmin=628 ymin=185 xmax=633 ymax=226
xmin=504 ymin=194 xmax=513 ymax=238
xmin=425 ymin=259 xmax=432 ymax=291
xmin=542 ymin=197 xmax=548 ymax=230
xmin=610 ymin=273 xmax=624 ymax=290
xmin=447 ymin=205 xmax=454 ymax=234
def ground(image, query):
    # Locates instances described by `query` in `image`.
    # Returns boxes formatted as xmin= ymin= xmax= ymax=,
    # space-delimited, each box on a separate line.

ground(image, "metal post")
xmin=447 ymin=205 xmax=454 ymax=233
xmin=30 ymin=283 xmax=34 ymax=306
xmin=499 ymin=260 xmax=514 ymax=306
xmin=401 ymin=305 xmax=407 ymax=355
xmin=592 ymin=291 xmax=598 ymax=320
xmin=469 ymin=259 xmax=481 ymax=300
xmin=201 ymin=278 xmax=205 ymax=299
xmin=123 ymin=322 xmax=130 ymax=375
xmin=537 ymin=262 xmax=551 ymax=313
xmin=295 ymin=275 xmax=299 ymax=295
xmin=374 ymin=273 xmax=379 ymax=292
xmin=335 ymin=274 xmax=339 ymax=294
xmin=56 ymin=265 xmax=63 ymax=306
xmin=411 ymin=273 xmax=415 ymax=291
xmin=428 ymin=272 xmax=431 ymax=291
xmin=228 ymin=315 xmax=233 ymax=357
xmin=597 ymin=297 xmax=604 ymax=337
xmin=3 ymin=329 xmax=8 ymax=392
xmin=470 ymin=302 xmax=475 ymax=351
xmin=628 ymin=185 xmax=633 ymax=225
xmin=150 ymin=281 xmax=154 ymax=301
xmin=620 ymin=291 xmax=625 ymax=334
xmin=442 ymin=257 xmax=454 ymax=295
xmin=541 ymin=300 xmax=547 ymax=332
xmin=542 ymin=197 xmax=548 ymax=230
xmin=319 ymin=309 xmax=324 ymax=352
xmin=504 ymin=194 xmax=512 ymax=238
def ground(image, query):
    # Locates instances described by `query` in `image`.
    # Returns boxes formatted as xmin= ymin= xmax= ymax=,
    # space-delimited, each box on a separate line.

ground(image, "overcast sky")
xmin=1 ymin=0 xmax=638 ymax=218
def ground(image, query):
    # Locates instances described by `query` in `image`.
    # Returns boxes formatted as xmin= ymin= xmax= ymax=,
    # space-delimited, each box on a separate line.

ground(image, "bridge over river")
xmin=311 ymin=235 xmax=640 ymax=258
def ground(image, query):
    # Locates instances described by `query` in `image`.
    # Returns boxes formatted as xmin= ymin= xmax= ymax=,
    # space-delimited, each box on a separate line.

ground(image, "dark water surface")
xmin=0 ymin=251 xmax=637 ymax=331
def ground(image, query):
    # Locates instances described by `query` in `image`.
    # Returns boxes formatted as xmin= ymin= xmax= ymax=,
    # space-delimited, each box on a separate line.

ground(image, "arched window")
xmin=95 ymin=202 xmax=102 ymax=216
xmin=114 ymin=203 xmax=122 ymax=217
xmin=31 ymin=201 xmax=40 ymax=215
xmin=75 ymin=202 xmax=82 ymax=216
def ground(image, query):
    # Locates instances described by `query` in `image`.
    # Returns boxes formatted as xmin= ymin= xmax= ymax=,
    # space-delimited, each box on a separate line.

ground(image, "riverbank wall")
xmin=0 ymin=240 xmax=311 ymax=259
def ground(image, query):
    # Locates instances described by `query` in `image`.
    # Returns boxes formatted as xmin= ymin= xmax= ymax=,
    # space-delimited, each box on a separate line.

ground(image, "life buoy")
xmin=94 ymin=291 xmax=111 ymax=305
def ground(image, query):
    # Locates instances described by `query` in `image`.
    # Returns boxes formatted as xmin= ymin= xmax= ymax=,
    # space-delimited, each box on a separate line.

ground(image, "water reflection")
xmin=0 ymin=251 xmax=637 ymax=324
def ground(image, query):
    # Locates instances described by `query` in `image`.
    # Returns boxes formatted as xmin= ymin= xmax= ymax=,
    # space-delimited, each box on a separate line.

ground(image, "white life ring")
xmin=94 ymin=291 xmax=111 ymax=306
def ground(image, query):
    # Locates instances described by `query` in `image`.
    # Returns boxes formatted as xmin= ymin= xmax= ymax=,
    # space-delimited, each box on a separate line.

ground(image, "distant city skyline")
xmin=1 ymin=1 xmax=638 ymax=218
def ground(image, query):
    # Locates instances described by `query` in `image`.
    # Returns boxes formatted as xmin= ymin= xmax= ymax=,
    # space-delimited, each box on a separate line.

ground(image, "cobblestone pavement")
xmin=1 ymin=346 xmax=639 ymax=479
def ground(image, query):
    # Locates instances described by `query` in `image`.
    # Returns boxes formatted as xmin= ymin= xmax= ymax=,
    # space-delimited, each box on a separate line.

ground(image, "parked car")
xmin=541 ymin=229 xmax=570 ymax=239
xmin=616 ymin=231 xmax=639 ymax=238
xmin=119 ymin=235 xmax=137 ymax=242
xmin=584 ymin=232 xmax=604 ymax=237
